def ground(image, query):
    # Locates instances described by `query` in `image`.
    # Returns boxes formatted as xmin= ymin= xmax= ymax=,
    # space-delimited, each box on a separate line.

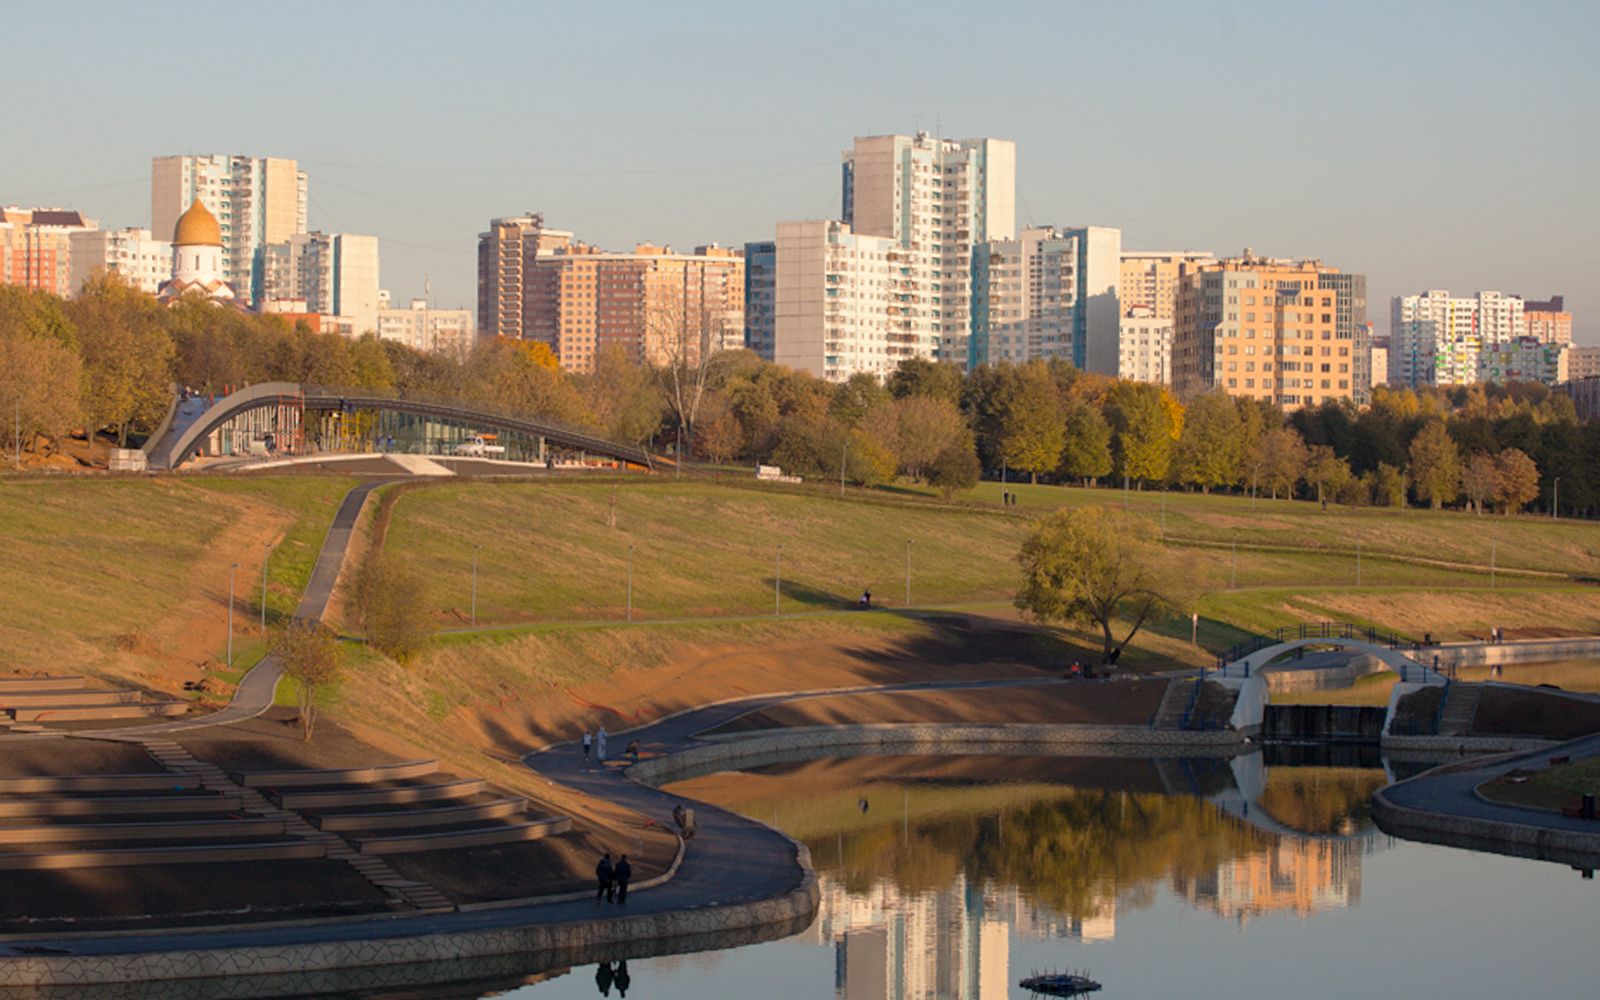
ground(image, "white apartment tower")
xmin=151 ymin=155 xmax=308 ymax=304
xmin=971 ymin=226 xmax=1122 ymax=371
xmin=842 ymin=132 xmax=1016 ymax=367
xmin=1390 ymin=290 xmax=1526 ymax=387
xmin=773 ymin=219 xmax=929 ymax=382
xmin=68 ymin=228 xmax=172 ymax=296
xmin=260 ymin=232 xmax=381 ymax=337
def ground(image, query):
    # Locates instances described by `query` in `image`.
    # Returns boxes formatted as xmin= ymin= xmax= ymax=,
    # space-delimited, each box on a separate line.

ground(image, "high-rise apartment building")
xmin=68 ymin=228 xmax=172 ymax=296
xmin=970 ymin=225 xmax=1121 ymax=370
xmin=0 ymin=207 xmax=97 ymax=298
xmin=1478 ymin=336 xmax=1569 ymax=385
xmin=477 ymin=214 xmax=544 ymax=341
xmin=841 ymin=132 xmax=1016 ymax=367
xmin=1390 ymin=290 xmax=1525 ymax=387
xmin=1174 ymin=252 xmax=1364 ymax=410
xmin=1119 ymin=251 xmax=1215 ymax=319
xmin=1369 ymin=335 xmax=1390 ymax=392
xmin=1568 ymin=345 xmax=1600 ymax=381
xmin=772 ymin=219 xmax=921 ymax=382
xmin=151 ymin=155 xmax=307 ymax=303
xmin=260 ymin=232 xmax=381 ymax=336
xmin=1522 ymin=295 xmax=1573 ymax=345
xmin=1117 ymin=306 xmax=1173 ymax=385
xmin=743 ymin=241 xmax=777 ymax=360
xmin=377 ymin=298 xmax=475 ymax=355
xmin=522 ymin=237 xmax=743 ymax=373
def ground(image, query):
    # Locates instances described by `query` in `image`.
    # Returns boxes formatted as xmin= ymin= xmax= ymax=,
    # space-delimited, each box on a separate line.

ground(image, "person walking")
xmin=596 ymin=726 xmax=608 ymax=762
xmin=614 ymin=960 xmax=631 ymax=997
xmin=595 ymin=852 xmax=614 ymax=902
xmin=582 ymin=730 xmax=592 ymax=763
xmin=615 ymin=854 xmax=632 ymax=903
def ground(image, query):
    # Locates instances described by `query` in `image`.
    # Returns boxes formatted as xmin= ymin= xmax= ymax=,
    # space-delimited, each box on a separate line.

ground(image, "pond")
xmin=500 ymin=749 xmax=1598 ymax=1000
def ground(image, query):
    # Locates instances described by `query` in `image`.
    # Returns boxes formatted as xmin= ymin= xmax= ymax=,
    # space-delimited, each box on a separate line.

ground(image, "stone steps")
xmin=1438 ymin=684 xmax=1482 ymax=737
xmin=1152 ymin=679 xmax=1197 ymax=730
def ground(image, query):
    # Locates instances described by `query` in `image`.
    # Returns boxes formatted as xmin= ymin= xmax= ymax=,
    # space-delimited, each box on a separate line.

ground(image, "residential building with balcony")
xmin=68 ymin=227 xmax=171 ymax=296
xmin=260 ymin=232 xmax=380 ymax=336
xmin=743 ymin=240 xmax=777 ymax=360
xmin=1522 ymin=294 xmax=1573 ymax=345
xmin=0 ymin=207 xmax=97 ymax=298
xmin=377 ymin=298 xmax=475 ymax=355
xmin=970 ymin=225 xmax=1121 ymax=371
xmin=1390 ymin=289 xmax=1525 ymax=387
xmin=151 ymin=154 xmax=307 ymax=304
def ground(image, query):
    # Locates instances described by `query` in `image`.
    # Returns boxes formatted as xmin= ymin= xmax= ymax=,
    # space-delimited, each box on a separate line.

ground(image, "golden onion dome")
xmin=172 ymin=198 xmax=222 ymax=247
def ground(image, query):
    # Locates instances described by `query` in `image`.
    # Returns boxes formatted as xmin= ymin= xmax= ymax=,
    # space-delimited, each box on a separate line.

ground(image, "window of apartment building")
xmin=1244 ymin=378 xmax=1254 ymax=388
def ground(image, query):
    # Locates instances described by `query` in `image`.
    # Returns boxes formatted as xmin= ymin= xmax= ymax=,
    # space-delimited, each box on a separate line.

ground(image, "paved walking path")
xmin=1381 ymin=732 xmax=1600 ymax=837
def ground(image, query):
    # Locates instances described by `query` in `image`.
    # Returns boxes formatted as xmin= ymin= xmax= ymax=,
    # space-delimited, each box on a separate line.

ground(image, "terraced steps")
xmin=10 ymin=703 xmax=186 ymax=723
xmin=352 ymin=817 xmax=573 ymax=855
xmin=0 ymin=841 xmax=325 ymax=870
xmin=275 ymin=778 xmax=487 ymax=811
xmin=235 ymin=759 xmax=439 ymax=788
xmin=1153 ymin=679 xmax=1197 ymax=730
xmin=0 ymin=794 xmax=243 ymax=818
xmin=314 ymin=798 xmax=528 ymax=833
xmin=0 ymin=676 xmax=86 ymax=693
xmin=0 ymin=818 xmax=286 ymax=844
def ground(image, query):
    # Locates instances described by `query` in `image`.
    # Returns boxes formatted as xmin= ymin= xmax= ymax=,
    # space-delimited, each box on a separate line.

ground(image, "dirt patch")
xmin=0 ymin=738 xmax=166 ymax=777
xmin=1473 ymin=687 xmax=1600 ymax=740
xmin=177 ymin=710 xmax=415 ymax=774
xmin=706 ymin=680 xmax=1169 ymax=735
xmin=1306 ymin=591 xmax=1600 ymax=643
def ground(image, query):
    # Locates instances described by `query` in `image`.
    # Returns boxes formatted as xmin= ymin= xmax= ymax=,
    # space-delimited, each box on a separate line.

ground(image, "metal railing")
xmin=1216 ymin=621 xmax=1409 ymax=671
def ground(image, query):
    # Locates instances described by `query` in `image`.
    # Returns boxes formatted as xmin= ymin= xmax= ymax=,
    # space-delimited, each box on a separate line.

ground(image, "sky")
xmin=7 ymin=1 xmax=1597 ymax=341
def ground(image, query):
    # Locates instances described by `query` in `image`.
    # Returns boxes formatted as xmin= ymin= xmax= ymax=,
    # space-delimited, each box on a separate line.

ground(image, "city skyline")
xmin=5 ymin=1 xmax=1595 ymax=341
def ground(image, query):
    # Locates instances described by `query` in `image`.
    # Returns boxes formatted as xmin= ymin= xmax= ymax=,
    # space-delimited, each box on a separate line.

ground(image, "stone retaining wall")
xmin=1379 ymin=735 xmax=1555 ymax=753
xmin=1263 ymin=654 xmax=1387 ymax=693
xmin=1372 ymin=785 xmax=1600 ymax=867
xmin=631 ymin=723 xmax=1245 ymax=788
xmin=1434 ymin=637 xmax=1600 ymax=669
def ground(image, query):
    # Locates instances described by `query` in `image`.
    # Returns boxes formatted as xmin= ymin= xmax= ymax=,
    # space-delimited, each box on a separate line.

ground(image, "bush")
xmin=355 ymin=555 xmax=432 ymax=662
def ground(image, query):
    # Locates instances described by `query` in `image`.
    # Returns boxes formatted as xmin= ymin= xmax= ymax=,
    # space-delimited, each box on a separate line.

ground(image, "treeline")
xmin=3 ymin=276 xmax=1593 ymax=516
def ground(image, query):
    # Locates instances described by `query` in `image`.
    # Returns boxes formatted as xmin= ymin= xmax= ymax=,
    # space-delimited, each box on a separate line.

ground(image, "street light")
xmin=1230 ymin=530 xmax=1238 ymax=590
xmin=775 ymin=544 xmax=783 ymax=617
xmin=227 ymin=562 xmax=240 ymax=667
xmin=1553 ymin=477 xmax=1560 ymax=520
xmin=259 ymin=543 xmax=271 ymax=636
xmin=905 ymin=539 xmax=913 ymax=607
xmin=470 ymin=544 xmax=481 ymax=626
xmin=627 ymin=543 xmax=635 ymax=622
xmin=1356 ymin=542 xmax=1362 ymax=587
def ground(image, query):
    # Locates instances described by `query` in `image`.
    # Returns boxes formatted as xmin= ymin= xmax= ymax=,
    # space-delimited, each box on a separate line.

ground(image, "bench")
xmin=352 ymin=817 xmax=572 ymax=855
xmin=235 ymin=759 xmax=438 ymax=788
xmin=313 ymin=798 xmax=526 ymax=832
xmin=275 ymin=778 xmax=486 ymax=811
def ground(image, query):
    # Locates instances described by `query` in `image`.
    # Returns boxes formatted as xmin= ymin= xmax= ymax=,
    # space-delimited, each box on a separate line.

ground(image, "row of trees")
xmin=4 ymin=276 xmax=1594 ymax=515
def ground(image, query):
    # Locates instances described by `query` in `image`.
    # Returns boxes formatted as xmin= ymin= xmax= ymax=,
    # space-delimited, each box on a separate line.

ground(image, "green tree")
xmin=1494 ymin=448 xmax=1539 ymax=514
xmin=887 ymin=357 xmax=962 ymax=404
xmin=1305 ymin=446 xmax=1352 ymax=508
xmin=274 ymin=620 xmax=344 ymax=741
xmin=1172 ymin=390 xmax=1242 ymax=492
xmin=1056 ymin=398 xmax=1113 ymax=485
xmin=996 ymin=362 xmax=1064 ymax=483
xmin=1016 ymin=508 xmax=1188 ymax=672
xmin=355 ymin=556 xmax=432 ymax=662
xmin=1366 ymin=463 xmax=1406 ymax=507
xmin=830 ymin=372 xmax=891 ymax=428
xmin=928 ymin=439 xmax=982 ymax=498
xmin=68 ymin=272 xmax=175 ymax=446
xmin=1407 ymin=419 xmax=1461 ymax=509
xmin=845 ymin=428 xmax=897 ymax=487
xmin=0 ymin=289 xmax=81 ymax=459
xmin=1102 ymin=382 xmax=1173 ymax=484
xmin=868 ymin=395 xmax=966 ymax=482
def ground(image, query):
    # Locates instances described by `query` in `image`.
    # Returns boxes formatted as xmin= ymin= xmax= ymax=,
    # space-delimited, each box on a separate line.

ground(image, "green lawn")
xmin=0 ymin=476 xmax=353 ymax=682
xmin=1479 ymin=758 xmax=1600 ymax=811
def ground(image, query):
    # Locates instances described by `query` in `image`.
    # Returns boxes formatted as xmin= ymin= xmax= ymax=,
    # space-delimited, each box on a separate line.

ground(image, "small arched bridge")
xmin=1216 ymin=621 xmax=1448 ymax=685
xmin=147 ymin=382 xmax=655 ymax=470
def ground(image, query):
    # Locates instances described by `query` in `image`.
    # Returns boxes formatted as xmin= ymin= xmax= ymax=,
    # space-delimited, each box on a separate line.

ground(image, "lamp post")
xmin=774 ymin=544 xmax=783 ymax=617
xmin=1490 ymin=535 xmax=1496 ymax=590
xmin=227 ymin=562 xmax=239 ymax=667
xmin=470 ymin=544 xmax=480 ymax=627
xmin=840 ymin=439 xmax=848 ymax=496
xmin=1230 ymin=530 xmax=1238 ymax=590
xmin=259 ymin=543 xmax=271 ymax=636
xmin=1356 ymin=542 xmax=1362 ymax=587
xmin=905 ymin=539 xmax=912 ymax=607
xmin=627 ymin=543 xmax=634 ymax=622
xmin=1553 ymin=477 xmax=1560 ymax=520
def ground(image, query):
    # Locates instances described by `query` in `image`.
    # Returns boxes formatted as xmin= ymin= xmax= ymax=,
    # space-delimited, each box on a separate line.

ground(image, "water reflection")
xmin=668 ymin=752 xmax=1389 ymax=999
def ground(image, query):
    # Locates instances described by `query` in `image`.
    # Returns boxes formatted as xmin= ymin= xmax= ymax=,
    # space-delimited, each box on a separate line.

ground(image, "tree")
xmin=844 ymin=428 xmax=897 ymax=487
xmin=928 ymin=439 xmax=982 ymax=499
xmin=1366 ymin=463 xmax=1406 ymax=508
xmin=830 ymin=372 xmax=890 ymax=428
xmin=0 ymin=318 xmax=81 ymax=460
xmin=1305 ymin=446 xmax=1352 ymax=508
xmin=995 ymin=362 xmax=1064 ymax=483
xmin=1461 ymin=452 xmax=1499 ymax=515
xmin=68 ymin=272 xmax=174 ymax=446
xmin=1172 ymin=390 xmax=1242 ymax=492
xmin=1252 ymin=427 xmax=1308 ymax=500
xmin=696 ymin=399 xmax=744 ymax=465
xmin=868 ymin=395 xmax=966 ymax=482
xmin=646 ymin=293 xmax=739 ymax=458
xmin=355 ymin=556 xmax=432 ymax=662
xmin=1056 ymin=398 xmax=1112 ymax=485
xmin=1494 ymin=448 xmax=1539 ymax=514
xmin=274 ymin=620 xmax=343 ymax=741
xmin=1102 ymin=382 xmax=1174 ymax=484
xmin=1407 ymin=419 xmax=1461 ymax=509
xmin=1015 ymin=508 xmax=1187 ymax=672
xmin=887 ymin=357 xmax=962 ymax=404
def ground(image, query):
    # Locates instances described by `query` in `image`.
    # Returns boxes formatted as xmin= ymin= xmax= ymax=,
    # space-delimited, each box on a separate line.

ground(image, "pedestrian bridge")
xmin=1216 ymin=622 xmax=1448 ymax=685
xmin=146 ymin=382 xmax=654 ymax=470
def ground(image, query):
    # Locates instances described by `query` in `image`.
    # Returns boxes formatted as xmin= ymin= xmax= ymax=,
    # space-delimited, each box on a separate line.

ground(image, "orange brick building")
xmin=0 ymin=207 xmax=96 ymax=298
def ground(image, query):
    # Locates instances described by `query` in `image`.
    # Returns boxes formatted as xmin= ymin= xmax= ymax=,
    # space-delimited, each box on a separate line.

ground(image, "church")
xmin=156 ymin=198 xmax=236 ymax=303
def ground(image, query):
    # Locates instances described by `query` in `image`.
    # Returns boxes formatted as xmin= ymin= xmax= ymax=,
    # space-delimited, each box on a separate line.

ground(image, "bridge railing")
xmin=1215 ymin=621 xmax=1411 ymax=672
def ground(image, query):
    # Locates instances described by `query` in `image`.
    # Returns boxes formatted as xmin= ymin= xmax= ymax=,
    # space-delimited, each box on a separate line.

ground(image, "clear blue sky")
xmin=8 ymin=1 xmax=1596 ymax=340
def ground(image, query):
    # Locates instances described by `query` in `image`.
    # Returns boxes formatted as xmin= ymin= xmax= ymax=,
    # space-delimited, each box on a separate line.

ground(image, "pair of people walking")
xmin=582 ymin=726 xmax=609 ymax=764
xmin=595 ymin=851 xmax=632 ymax=903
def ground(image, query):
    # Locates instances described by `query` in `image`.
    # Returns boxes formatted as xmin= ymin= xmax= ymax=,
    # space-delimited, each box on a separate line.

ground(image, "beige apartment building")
xmin=1174 ymin=253 xmax=1362 ymax=410
xmin=521 ymin=235 xmax=743 ymax=373
xmin=477 ymin=214 xmax=572 ymax=341
xmin=1120 ymin=251 xmax=1214 ymax=319
xmin=151 ymin=155 xmax=307 ymax=303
